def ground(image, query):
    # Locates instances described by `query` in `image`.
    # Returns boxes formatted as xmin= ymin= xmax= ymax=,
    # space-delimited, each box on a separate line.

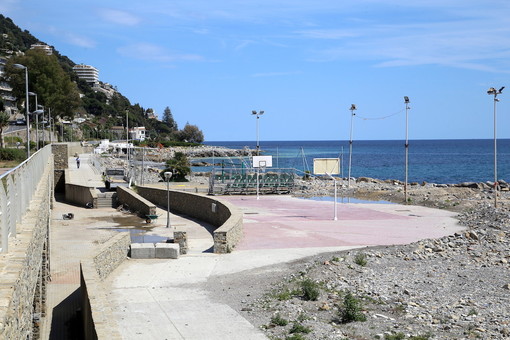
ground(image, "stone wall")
xmin=116 ymin=186 xmax=157 ymax=217
xmin=64 ymin=169 xmax=97 ymax=208
xmin=80 ymin=232 xmax=129 ymax=339
xmin=52 ymin=144 xmax=68 ymax=193
xmin=136 ymin=186 xmax=243 ymax=253
xmin=0 ymin=153 xmax=53 ymax=339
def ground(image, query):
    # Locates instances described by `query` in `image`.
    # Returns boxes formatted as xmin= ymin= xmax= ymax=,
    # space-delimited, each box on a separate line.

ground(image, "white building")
xmin=129 ymin=127 xmax=146 ymax=141
xmin=72 ymin=64 xmax=99 ymax=85
xmin=30 ymin=44 xmax=53 ymax=55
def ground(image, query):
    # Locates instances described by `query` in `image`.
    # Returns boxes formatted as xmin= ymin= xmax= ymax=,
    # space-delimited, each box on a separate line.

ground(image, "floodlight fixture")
xmin=404 ymin=96 xmax=410 ymax=104
xmin=350 ymin=104 xmax=356 ymax=111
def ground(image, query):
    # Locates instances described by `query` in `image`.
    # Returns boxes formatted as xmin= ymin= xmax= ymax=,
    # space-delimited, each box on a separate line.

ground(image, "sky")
xmin=2 ymin=0 xmax=510 ymax=142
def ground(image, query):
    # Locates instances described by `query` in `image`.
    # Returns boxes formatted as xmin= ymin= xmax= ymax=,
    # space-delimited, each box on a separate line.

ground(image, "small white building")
xmin=129 ymin=127 xmax=146 ymax=141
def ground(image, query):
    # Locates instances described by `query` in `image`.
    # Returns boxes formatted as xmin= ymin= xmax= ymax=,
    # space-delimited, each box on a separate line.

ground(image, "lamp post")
xmin=487 ymin=87 xmax=504 ymax=208
xmin=13 ymin=63 xmax=30 ymax=158
xmin=28 ymin=92 xmax=39 ymax=150
xmin=251 ymin=110 xmax=264 ymax=155
xmin=348 ymin=104 xmax=356 ymax=188
xmin=404 ymin=96 xmax=410 ymax=204
xmin=164 ymin=171 xmax=173 ymax=228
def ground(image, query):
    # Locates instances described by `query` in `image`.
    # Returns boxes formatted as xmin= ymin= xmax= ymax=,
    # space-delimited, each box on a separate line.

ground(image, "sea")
xmin=198 ymin=139 xmax=510 ymax=184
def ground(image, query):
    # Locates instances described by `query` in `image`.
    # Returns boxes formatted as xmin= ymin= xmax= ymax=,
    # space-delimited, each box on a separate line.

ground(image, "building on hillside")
xmin=73 ymin=64 xmax=99 ymax=85
xmin=92 ymin=82 xmax=116 ymax=99
xmin=146 ymin=108 xmax=158 ymax=120
xmin=30 ymin=44 xmax=53 ymax=55
xmin=0 ymin=58 xmax=19 ymax=119
xmin=109 ymin=126 xmax=126 ymax=140
xmin=129 ymin=127 xmax=146 ymax=141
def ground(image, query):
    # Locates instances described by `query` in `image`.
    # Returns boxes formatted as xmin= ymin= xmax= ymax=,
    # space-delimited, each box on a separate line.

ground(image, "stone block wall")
xmin=80 ymin=232 xmax=129 ymax=339
xmin=0 ymin=154 xmax=53 ymax=339
xmin=135 ymin=186 xmax=243 ymax=253
xmin=64 ymin=171 xmax=97 ymax=208
xmin=116 ymin=186 xmax=157 ymax=217
xmin=52 ymin=144 xmax=68 ymax=193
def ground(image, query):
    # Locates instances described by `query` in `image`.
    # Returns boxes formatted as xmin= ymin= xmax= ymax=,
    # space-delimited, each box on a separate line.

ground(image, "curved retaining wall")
xmin=80 ymin=232 xmax=130 ymax=340
xmin=136 ymin=186 xmax=243 ymax=253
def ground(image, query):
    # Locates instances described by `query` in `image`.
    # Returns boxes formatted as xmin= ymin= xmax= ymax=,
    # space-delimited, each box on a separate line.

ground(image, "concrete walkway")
xmin=41 ymin=154 xmax=215 ymax=339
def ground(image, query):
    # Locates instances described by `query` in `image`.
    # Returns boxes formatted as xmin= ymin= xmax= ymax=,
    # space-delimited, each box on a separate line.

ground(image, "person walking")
xmin=76 ymin=156 xmax=80 ymax=168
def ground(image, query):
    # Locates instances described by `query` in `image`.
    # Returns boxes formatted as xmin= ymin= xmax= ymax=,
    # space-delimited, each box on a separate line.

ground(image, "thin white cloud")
xmin=251 ymin=71 xmax=301 ymax=77
xmin=117 ymin=43 xmax=203 ymax=63
xmin=98 ymin=8 xmax=141 ymax=26
xmin=65 ymin=33 xmax=96 ymax=48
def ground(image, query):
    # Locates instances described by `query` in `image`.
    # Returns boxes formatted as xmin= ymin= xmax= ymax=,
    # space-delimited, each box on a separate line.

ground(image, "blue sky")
xmin=2 ymin=0 xmax=510 ymax=141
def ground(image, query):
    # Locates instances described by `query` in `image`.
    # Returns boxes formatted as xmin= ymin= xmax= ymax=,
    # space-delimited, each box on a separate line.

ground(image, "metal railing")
xmin=208 ymin=167 xmax=296 ymax=195
xmin=0 ymin=145 xmax=52 ymax=253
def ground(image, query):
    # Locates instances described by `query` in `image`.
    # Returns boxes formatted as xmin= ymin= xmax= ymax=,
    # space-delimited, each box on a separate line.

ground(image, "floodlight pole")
xmin=487 ymin=87 xmax=504 ymax=208
xmin=348 ymin=104 xmax=356 ymax=188
xmin=14 ymin=64 xmax=30 ymax=158
xmin=252 ymin=110 xmax=264 ymax=155
xmin=404 ymin=96 xmax=410 ymax=204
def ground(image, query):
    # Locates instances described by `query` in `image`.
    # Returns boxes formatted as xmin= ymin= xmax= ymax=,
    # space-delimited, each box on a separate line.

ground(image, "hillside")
xmin=0 ymin=14 xmax=202 ymax=143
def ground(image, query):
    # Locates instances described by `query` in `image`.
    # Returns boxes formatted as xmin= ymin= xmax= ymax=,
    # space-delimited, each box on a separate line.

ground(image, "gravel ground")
xmin=205 ymin=177 xmax=510 ymax=340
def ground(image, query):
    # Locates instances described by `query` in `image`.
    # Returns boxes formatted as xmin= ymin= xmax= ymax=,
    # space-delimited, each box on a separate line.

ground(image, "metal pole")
xmin=494 ymin=94 xmax=498 ymax=208
xmin=166 ymin=178 xmax=170 ymax=228
xmin=487 ymin=87 xmax=504 ymax=208
xmin=348 ymin=105 xmax=356 ymax=188
xmin=334 ymin=177 xmax=337 ymax=220
xmin=404 ymin=97 xmax=410 ymax=204
xmin=24 ymin=68 xmax=30 ymax=157
xmin=256 ymin=114 xmax=260 ymax=156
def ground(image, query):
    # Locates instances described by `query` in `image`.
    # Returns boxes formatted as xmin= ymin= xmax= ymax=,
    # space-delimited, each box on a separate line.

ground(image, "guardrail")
xmin=0 ymin=145 xmax=52 ymax=253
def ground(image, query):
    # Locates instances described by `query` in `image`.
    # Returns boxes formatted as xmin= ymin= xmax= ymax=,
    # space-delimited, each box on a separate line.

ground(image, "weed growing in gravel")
xmin=468 ymin=308 xmax=478 ymax=316
xmin=300 ymin=278 xmax=320 ymax=301
xmin=285 ymin=334 xmax=306 ymax=340
xmin=339 ymin=291 xmax=367 ymax=323
xmin=331 ymin=256 xmax=340 ymax=262
xmin=354 ymin=252 xmax=368 ymax=267
xmin=384 ymin=333 xmax=405 ymax=340
xmin=296 ymin=312 xmax=309 ymax=322
xmin=270 ymin=313 xmax=289 ymax=326
xmin=289 ymin=322 xmax=311 ymax=334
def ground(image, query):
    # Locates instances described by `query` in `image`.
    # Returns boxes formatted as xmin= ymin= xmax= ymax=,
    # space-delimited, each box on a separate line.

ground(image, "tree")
xmin=161 ymin=151 xmax=190 ymax=181
xmin=5 ymin=49 xmax=81 ymax=120
xmin=0 ymin=109 xmax=9 ymax=149
xmin=162 ymin=106 xmax=178 ymax=131
xmin=177 ymin=122 xmax=204 ymax=143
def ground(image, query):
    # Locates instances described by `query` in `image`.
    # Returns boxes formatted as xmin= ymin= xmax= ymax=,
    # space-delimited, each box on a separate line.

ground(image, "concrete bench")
xmin=130 ymin=243 xmax=180 ymax=259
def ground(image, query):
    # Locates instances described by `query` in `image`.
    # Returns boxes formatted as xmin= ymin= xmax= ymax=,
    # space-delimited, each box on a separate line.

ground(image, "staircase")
xmin=96 ymin=191 xmax=117 ymax=208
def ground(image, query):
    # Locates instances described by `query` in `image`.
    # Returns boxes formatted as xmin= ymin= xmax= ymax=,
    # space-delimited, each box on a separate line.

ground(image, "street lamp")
xmin=28 ymin=92 xmax=40 ymax=150
xmin=348 ymin=104 xmax=356 ymax=188
xmin=487 ymin=86 xmax=504 ymax=208
xmin=251 ymin=110 xmax=264 ymax=155
xmin=164 ymin=171 xmax=173 ymax=228
xmin=13 ymin=63 xmax=30 ymax=158
xmin=404 ymin=96 xmax=410 ymax=204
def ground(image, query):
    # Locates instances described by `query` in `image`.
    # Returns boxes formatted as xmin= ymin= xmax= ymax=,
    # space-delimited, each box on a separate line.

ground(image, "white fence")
xmin=0 ymin=145 xmax=52 ymax=253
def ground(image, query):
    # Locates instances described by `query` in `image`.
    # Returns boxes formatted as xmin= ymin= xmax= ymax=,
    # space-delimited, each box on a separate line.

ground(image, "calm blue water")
xmin=201 ymin=139 xmax=510 ymax=184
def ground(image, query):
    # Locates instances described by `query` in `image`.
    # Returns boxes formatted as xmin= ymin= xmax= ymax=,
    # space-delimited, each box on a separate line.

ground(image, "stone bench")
xmin=130 ymin=243 xmax=180 ymax=259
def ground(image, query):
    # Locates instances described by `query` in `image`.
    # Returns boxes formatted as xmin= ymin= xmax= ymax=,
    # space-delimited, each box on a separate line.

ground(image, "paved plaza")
xmin=43 ymin=153 xmax=464 ymax=339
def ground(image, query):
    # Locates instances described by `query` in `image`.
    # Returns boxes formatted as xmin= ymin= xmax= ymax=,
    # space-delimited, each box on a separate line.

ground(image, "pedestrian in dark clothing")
xmin=76 ymin=156 xmax=80 ymax=168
